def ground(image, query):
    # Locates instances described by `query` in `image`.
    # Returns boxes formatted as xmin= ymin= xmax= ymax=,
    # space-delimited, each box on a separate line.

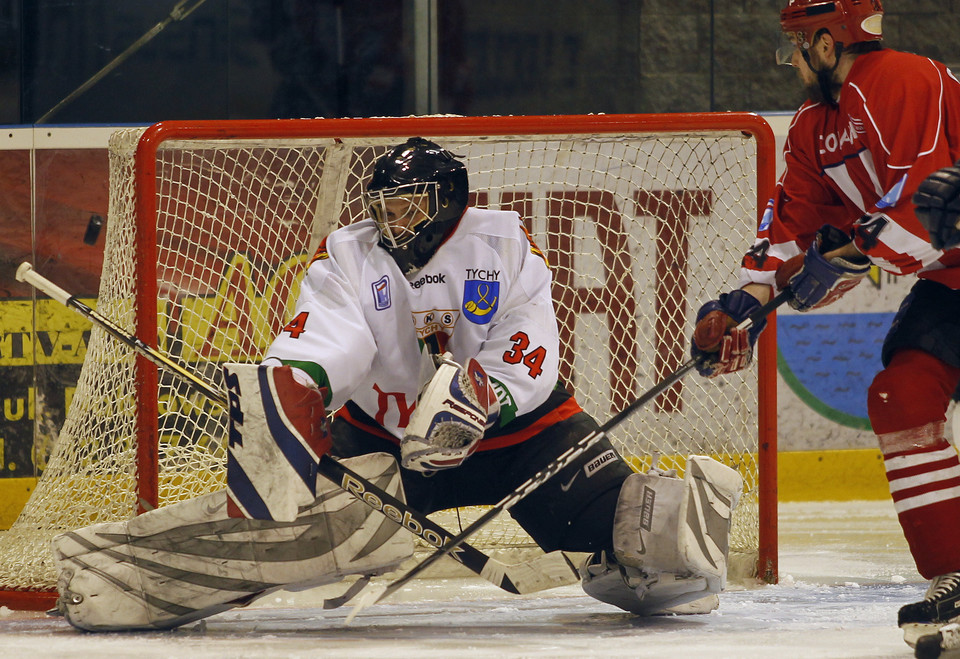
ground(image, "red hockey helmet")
xmin=780 ymin=0 xmax=883 ymax=57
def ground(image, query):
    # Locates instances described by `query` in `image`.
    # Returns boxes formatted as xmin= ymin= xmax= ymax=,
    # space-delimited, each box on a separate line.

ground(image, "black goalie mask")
xmin=364 ymin=137 xmax=469 ymax=275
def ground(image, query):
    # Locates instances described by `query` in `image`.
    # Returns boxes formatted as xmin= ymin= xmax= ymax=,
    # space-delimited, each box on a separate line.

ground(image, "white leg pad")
xmin=678 ymin=455 xmax=743 ymax=591
xmin=581 ymin=455 xmax=743 ymax=615
xmin=224 ymin=362 xmax=330 ymax=522
xmin=53 ymin=453 xmax=413 ymax=631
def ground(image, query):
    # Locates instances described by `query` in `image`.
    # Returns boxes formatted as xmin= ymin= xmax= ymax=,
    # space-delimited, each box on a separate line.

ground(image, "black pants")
xmin=883 ymin=278 xmax=960 ymax=400
xmin=330 ymin=410 xmax=634 ymax=553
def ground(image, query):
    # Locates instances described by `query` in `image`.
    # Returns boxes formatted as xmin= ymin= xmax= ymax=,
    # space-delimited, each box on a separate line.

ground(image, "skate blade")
xmin=915 ymin=623 xmax=960 ymax=659
xmin=344 ymin=583 xmax=386 ymax=625
xmin=905 ymin=622 xmax=946 ymax=648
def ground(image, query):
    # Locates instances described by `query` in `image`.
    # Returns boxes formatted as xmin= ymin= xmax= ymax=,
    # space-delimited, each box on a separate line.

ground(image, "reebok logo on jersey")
xmin=584 ymin=449 xmax=617 ymax=477
xmin=409 ymin=273 xmax=446 ymax=289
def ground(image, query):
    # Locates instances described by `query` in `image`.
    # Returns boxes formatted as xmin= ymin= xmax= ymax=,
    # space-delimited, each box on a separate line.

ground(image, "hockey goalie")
xmin=52 ymin=136 xmax=744 ymax=631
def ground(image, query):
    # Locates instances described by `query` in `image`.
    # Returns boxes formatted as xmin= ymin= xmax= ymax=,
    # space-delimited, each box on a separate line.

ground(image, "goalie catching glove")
xmin=913 ymin=161 xmax=960 ymax=251
xmin=774 ymin=224 xmax=870 ymax=312
xmin=401 ymin=353 xmax=499 ymax=471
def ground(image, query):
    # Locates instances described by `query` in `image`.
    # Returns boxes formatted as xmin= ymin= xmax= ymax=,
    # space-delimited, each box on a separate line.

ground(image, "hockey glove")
xmin=401 ymin=353 xmax=500 ymax=472
xmin=691 ymin=289 xmax=766 ymax=378
xmin=774 ymin=224 xmax=870 ymax=312
xmin=914 ymin=162 xmax=960 ymax=251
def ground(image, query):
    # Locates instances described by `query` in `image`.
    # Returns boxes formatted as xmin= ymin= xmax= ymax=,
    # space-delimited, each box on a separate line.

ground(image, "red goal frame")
xmin=132 ymin=112 xmax=779 ymax=578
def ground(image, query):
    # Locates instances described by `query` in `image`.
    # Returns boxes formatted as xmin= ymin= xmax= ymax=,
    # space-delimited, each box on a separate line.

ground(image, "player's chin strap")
xmin=357 ymin=288 xmax=793 ymax=614
xmin=15 ymin=262 xmax=580 ymax=598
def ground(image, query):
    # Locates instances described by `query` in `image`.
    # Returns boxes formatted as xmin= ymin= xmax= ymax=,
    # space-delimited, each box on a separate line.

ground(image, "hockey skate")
xmin=900 ymin=572 xmax=960 ymax=649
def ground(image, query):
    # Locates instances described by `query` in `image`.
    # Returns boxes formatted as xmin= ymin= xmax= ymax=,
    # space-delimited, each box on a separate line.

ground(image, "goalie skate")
xmin=53 ymin=453 xmax=413 ymax=631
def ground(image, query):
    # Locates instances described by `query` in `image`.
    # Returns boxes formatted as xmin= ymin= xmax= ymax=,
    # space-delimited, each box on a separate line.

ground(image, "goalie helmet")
xmin=779 ymin=0 xmax=883 ymax=56
xmin=365 ymin=137 xmax=469 ymax=275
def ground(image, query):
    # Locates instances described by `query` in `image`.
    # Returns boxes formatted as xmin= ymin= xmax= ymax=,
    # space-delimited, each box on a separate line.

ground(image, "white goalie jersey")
xmin=264 ymin=206 xmax=565 ymax=443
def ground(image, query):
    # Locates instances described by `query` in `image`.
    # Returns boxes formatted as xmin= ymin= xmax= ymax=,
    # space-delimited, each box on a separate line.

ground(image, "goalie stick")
xmin=358 ymin=287 xmax=793 ymax=612
xmin=15 ymin=261 xmax=579 ymax=597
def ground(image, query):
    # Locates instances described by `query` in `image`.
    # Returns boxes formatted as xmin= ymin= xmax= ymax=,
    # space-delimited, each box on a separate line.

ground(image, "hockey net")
xmin=0 ymin=114 xmax=778 ymax=608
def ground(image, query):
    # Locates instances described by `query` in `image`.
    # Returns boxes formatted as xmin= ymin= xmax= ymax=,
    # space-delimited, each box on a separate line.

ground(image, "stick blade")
xmin=492 ymin=550 xmax=579 ymax=594
xmin=345 ymin=583 xmax=387 ymax=624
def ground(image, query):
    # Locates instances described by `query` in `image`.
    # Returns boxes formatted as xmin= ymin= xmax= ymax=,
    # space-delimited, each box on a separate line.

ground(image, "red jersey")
xmin=740 ymin=49 xmax=960 ymax=291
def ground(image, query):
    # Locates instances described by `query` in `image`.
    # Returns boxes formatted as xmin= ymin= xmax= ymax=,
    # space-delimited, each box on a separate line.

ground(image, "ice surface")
xmin=0 ymin=501 xmax=927 ymax=658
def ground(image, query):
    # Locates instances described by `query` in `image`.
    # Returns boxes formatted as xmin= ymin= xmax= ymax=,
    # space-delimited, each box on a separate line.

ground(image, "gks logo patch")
xmin=462 ymin=280 xmax=499 ymax=324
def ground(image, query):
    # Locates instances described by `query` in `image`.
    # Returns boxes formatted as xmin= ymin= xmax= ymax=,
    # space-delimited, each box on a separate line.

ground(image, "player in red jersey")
xmin=688 ymin=0 xmax=960 ymax=650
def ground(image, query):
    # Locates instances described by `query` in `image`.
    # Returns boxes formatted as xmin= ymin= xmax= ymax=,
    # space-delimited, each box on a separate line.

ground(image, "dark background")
xmin=0 ymin=0 xmax=956 ymax=492
xmin=1 ymin=0 xmax=957 ymax=125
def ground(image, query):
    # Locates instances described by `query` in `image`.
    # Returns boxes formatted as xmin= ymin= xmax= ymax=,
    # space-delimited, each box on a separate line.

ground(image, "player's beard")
xmin=798 ymin=61 xmax=841 ymax=106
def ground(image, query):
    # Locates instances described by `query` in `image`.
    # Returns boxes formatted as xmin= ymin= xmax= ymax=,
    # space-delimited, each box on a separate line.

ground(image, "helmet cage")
xmin=365 ymin=181 xmax=439 ymax=249
xmin=363 ymin=137 xmax=470 ymax=275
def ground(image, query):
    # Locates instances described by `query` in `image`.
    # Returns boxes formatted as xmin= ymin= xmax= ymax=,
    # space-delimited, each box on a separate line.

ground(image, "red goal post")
xmin=0 ymin=113 xmax=778 ymax=610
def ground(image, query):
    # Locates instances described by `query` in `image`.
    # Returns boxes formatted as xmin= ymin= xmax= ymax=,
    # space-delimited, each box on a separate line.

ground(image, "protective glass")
xmin=365 ymin=182 xmax=437 ymax=248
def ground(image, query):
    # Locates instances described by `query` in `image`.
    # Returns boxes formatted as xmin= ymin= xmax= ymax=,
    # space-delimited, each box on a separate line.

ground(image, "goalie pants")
xmin=869 ymin=279 xmax=960 ymax=579
xmin=331 ymin=410 xmax=634 ymax=553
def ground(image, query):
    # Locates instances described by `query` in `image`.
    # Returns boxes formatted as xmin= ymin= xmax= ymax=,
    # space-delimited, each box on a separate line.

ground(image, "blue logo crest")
xmin=462 ymin=280 xmax=499 ymax=324
xmin=372 ymin=275 xmax=391 ymax=310
xmin=758 ymin=200 xmax=774 ymax=232
xmin=876 ymin=173 xmax=908 ymax=210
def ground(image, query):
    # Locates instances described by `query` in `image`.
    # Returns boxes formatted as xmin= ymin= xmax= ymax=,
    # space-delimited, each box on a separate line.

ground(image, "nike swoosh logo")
xmin=560 ymin=471 xmax=581 ymax=492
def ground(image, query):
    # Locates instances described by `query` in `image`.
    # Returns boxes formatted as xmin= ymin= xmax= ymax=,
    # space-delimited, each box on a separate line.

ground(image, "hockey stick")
xmin=15 ymin=262 xmax=579 ymax=596
xmin=359 ymin=287 xmax=793 ymax=610
xmin=37 ymin=0 xmax=209 ymax=124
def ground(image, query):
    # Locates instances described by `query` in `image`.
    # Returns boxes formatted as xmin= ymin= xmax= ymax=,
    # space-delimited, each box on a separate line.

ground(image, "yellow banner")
xmin=1 ymin=253 xmax=310 ymax=367
xmin=0 ymin=299 xmax=93 ymax=366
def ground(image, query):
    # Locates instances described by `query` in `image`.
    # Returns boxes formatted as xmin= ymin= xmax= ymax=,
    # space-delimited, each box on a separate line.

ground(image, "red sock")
xmin=869 ymin=350 xmax=960 ymax=579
